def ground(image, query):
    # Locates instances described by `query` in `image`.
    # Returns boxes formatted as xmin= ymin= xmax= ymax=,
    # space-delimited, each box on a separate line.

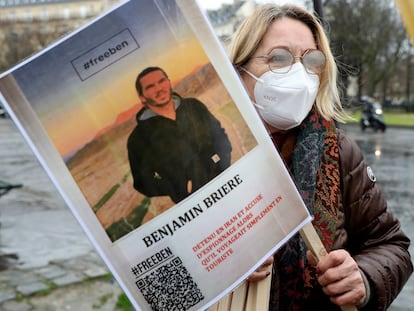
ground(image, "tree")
xmin=1 ymin=22 xmax=62 ymax=72
xmin=324 ymin=0 xmax=407 ymax=103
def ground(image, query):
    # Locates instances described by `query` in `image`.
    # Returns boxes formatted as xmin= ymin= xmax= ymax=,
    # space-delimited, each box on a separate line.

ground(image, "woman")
xmin=229 ymin=3 xmax=412 ymax=311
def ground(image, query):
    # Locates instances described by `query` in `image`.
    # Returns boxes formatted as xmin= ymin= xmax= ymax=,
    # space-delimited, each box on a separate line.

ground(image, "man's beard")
xmin=144 ymin=89 xmax=173 ymax=108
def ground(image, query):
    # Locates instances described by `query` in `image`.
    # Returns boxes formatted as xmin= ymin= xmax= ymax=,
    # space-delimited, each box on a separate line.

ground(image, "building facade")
xmin=206 ymin=0 xmax=256 ymax=46
xmin=0 ymin=0 xmax=120 ymax=71
xmin=0 ymin=0 xmax=257 ymax=71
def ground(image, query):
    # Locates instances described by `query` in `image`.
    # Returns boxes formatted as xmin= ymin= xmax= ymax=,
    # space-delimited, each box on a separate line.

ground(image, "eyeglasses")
xmin=256 ymin=47 xmax=326 ymax=74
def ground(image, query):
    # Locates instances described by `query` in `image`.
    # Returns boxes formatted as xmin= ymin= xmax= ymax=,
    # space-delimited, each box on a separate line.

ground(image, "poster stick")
xmin=217 ymin=294 xmax=231 ymax=311
xmin=210 ymin=222 xmax=357 ymax=311
xmin=244 ymin=264 xmax=273 ymax=310
xmin=299 ymin=222 xmax=358 ymax=311
xmin=229 ymin=281 xmax=248 ymax=310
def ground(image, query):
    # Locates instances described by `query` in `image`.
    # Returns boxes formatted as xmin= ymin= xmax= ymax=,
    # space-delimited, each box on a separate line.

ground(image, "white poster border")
xmin=0 ymin=1 xmax=312 ymax=310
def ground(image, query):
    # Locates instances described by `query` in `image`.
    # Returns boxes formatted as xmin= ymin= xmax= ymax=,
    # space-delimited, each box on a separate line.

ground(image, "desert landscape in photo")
xmin=66 ymin=63 xmax=257 ymax=241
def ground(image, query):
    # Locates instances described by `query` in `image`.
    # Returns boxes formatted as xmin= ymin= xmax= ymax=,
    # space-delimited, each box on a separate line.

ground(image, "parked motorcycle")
xmin=360 ymin=101 xmax=386 ymax=132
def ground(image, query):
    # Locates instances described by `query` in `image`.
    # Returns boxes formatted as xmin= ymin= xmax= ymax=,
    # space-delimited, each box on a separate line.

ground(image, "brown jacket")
xmin=334 ymin=129 xmax=412 ymax=310
xmin=270 ymin=129 xmax=412 ymax=310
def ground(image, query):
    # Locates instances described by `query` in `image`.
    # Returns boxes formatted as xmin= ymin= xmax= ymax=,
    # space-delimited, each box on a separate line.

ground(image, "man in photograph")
xmin=127 ymin=66 xmax=232 ymax=203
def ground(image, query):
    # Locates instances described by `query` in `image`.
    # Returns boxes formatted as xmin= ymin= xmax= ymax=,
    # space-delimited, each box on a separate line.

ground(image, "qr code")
xmin=136 ymin=256 xmax=204 ymax=310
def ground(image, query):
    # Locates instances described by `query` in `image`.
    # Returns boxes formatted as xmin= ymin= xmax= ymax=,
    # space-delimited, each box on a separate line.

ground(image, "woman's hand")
xmin=247 ymin=256 xmax=273 ymax=282
xmin=307 ymin=249 xmax=367 ymax=307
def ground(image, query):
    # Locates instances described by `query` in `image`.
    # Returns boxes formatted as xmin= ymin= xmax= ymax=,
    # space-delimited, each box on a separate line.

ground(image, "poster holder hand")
xmin=300 ymin=222 xmax=358 ymax=311
xmin=209 ymin=222 xmax=358 ymax=311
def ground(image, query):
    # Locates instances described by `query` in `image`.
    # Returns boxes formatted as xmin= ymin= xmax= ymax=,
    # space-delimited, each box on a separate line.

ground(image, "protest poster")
xmin=0 ymin=0 xmax=312 ymax=310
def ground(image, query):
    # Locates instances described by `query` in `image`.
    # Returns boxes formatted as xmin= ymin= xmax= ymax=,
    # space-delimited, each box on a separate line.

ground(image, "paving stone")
xmin=0 ymin=289 xmax=16 ymax=303
xmin=35 ymin=265 xmax=66 ymax=280
xmin=0 ymin=281 xmax=11 ymax=292
xmin=84 ymin=266 xmax=109 ymax=278
xmin=87 ymin=251 xmax=106 ymax=264
xmin=52 ymin=272 xmax=86 ymax=286
xmin=53 ymin=257 xmax=91 ymax=271
xmin=8 ymin=272 xmax=40 ymax=287
xmin=17 ymin=281 xmax=49 ymax=296
xmin=0 ymin=269 xmax=27 ymax=282
xmin=0 ymin=300 xmax=32 ymax=311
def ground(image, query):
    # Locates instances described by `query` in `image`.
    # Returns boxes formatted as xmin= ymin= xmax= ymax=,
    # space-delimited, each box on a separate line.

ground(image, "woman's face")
xmin=242 ymin=17 xmax=318 ymax=103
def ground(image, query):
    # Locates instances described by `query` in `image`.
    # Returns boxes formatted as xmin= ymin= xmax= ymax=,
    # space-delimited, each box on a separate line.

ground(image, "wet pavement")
xmin=0 ymin=117 xmax=413 ymax=310
xmin=0 ymin=118 xmax=124 ymax=310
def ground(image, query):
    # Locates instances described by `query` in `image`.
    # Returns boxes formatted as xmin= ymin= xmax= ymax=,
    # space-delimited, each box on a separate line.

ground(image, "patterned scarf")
xmin=269 ymin=107 xmax=341 ymax=310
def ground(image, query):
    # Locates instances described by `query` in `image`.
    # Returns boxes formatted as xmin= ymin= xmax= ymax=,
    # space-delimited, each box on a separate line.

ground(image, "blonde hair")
xmin=229 ymin=4 xmax=344 ymax=122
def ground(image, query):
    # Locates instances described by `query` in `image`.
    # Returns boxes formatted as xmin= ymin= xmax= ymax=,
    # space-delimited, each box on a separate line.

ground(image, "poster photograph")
xmin=0 ymin=0 xmax=312 ymax=310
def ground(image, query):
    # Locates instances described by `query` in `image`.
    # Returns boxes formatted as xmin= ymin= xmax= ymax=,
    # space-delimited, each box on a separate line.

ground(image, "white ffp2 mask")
xmin=242 ymin=62 xmax=320 ymax=130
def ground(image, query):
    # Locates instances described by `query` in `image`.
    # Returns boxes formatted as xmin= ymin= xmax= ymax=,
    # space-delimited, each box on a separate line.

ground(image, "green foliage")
xmin=346 ymin=110 xmax=414 ymax=126
xmin=106 ymin=197 xmax=151 ymax=241
xmin=99 ymin=273 xmax=115 ymax=282
xmin=93 ymin=184 xmax=121 ymax=213
xmin=121 ymin=173 xmax=130 ymax=183
xmin=34 ymin=281 xmax=58 ymax=296
xmin=115 ymin=293 xmax=134 ymax=311
xmin=383 ymin=112 xmax=414 ymax=125
xmin=93 ymin=293 xmax=114 ymax=308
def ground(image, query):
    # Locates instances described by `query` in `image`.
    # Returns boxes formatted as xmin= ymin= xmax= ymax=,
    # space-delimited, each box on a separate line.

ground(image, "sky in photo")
xmin=10 ymin=0 xmax=209 ymax=157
